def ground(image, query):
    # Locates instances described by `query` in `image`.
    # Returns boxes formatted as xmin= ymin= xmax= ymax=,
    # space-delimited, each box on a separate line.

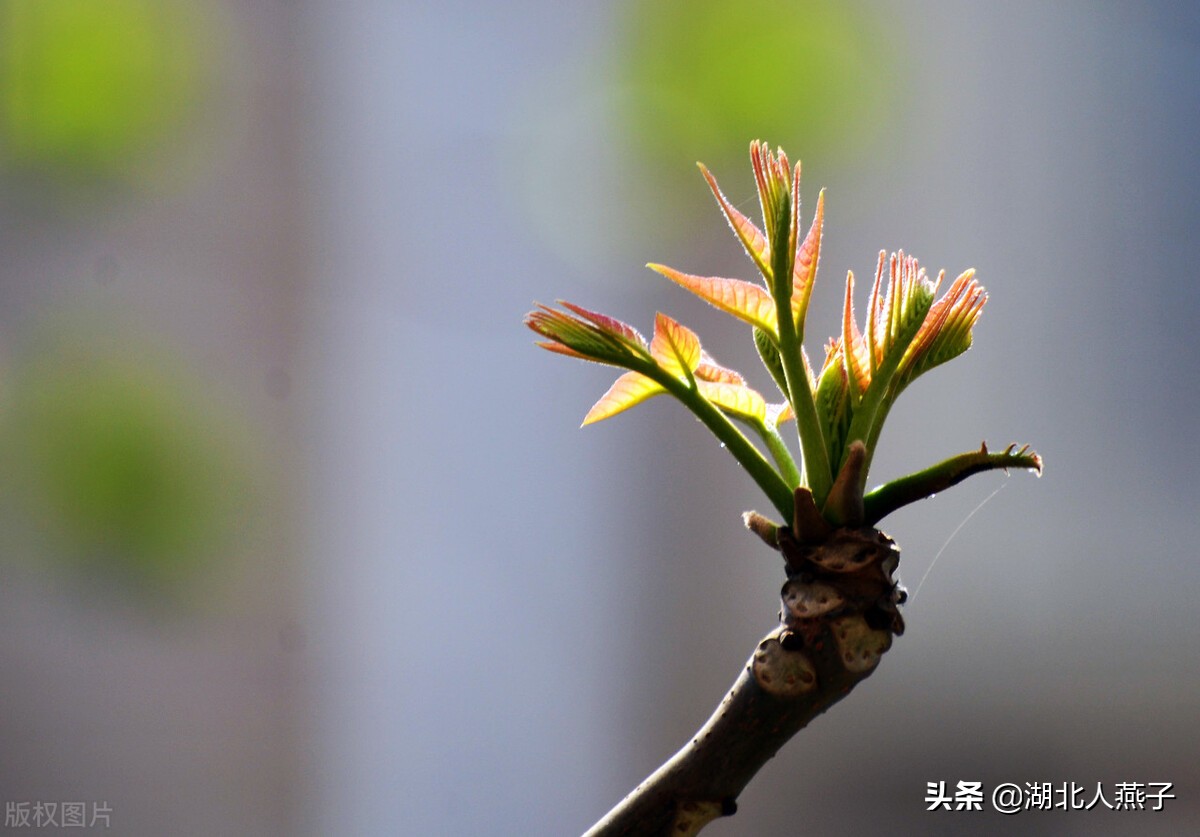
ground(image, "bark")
xmin=583 ymin=526 xmax=906 ymax=837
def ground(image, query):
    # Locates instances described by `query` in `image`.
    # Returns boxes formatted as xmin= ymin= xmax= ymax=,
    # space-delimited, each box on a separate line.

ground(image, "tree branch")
xmin=583 ymin=526 xmax=906 ymax=836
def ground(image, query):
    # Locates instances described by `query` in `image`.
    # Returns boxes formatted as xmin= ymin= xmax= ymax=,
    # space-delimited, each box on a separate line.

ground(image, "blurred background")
xmin=0 ymin=1 xmax=1197 ymax=834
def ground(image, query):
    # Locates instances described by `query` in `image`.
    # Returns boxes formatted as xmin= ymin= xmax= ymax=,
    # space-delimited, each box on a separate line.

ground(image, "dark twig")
xmin=583 ymin=526 xmax=905 ymax=836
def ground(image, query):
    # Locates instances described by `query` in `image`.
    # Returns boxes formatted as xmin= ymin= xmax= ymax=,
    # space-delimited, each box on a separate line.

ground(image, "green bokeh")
xmin=618 ymin=0 xmax=899 ymax=173
xmin=0 ymin=0 xmax=207 ymax=178
xmin=0 ymin=340 xmax=252 ymax=596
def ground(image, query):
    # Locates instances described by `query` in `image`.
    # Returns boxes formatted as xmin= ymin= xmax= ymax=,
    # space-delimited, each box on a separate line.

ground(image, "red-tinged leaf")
xmin=791 ymin=189 xmax=825 ymax=331
xmin=842 ymin=271 xmax=870 ymax=395
xmin=649 ymin=313 xmax=702 ymax=379
xmin=802 ymin=345 xmax=816 ymax=391
xmin=698 ymin=380 xmax=767 ymax=424
xmin=818 ymin=336 xmax=842 ymax=378
xmin=534 ymin=341 xmax=592 ymax=361
xmin=751 ymin=141 xmax=792 ymax=246
xmin=698 ymin=163 xmax=771 ymax=281
xmin=526 ymin=302 xmax=651 ymax=368
xmin=769 ymin=401 xmax=795 ymax=426
xmin=900 ymin=268 xmax=985 ymax=383
xmin=558 ymin=300 xmax=648 ymax=349
xmin=864 ymin=252 xmax=937 ymax=375
xmin=648 ymin=263 xmax=778 ymax=336
xmin=582 ymin=371 xmax=663 ymax=426
xmin=788 ymin=158 xmax=801 ymax=275
xmin=695 ymin=352 xmax=747 ymax=385
xmin=866 ymin=250 xmax=887 ymax=373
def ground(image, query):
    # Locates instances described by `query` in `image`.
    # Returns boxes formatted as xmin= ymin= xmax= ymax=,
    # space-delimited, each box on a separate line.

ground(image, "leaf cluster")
xmin=527 ymin=142 xmax=1040 ymax=529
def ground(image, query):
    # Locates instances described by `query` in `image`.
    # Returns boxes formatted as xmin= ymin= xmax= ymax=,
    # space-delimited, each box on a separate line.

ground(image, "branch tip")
xmin=823 ymin=440 xmax=867 ymax=526
xmin=791 ymin=487 xmax=833 ymax=546
xmin=743 ymin=511 xmax=780 ymax=549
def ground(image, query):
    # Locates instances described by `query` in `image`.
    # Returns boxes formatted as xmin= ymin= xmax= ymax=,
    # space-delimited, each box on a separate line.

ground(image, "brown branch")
xmin=583 ymin=526 xmax=906 ymax=836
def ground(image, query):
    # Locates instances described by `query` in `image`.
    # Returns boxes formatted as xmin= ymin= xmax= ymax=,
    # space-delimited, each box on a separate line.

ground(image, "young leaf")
xmin=695 ymin=352 xmax=747 ymax=385
xmin=769 ymin=401 xmax=795 ymax=427
xmin=750 ymin=141 xmax=793 ymax=252
xmin=791 ymin=189 xmax=825 ymax=336
xmin=528 ymin=141 xmax=1039 ymax=533
xmin=582 ymin=371 xmax=664 ymax=426
xmin=696 ymin=380 xmax=767 ymax=424
xmin=840 ymin=253 xmax=939 ymax=475
xmin=649 ymin=312 xmax=702 ymax=380
xmin=895 ymin=268 xmax=986 ymax=390
xmin=526 ymin=302 xmax=650 ymax=368
xmin=648 ymin=264 xmax=779 ymax=337
xmin=841 ymin=271 xmax=870 ymax=399
xmin=869 ymin=252 xmax=938 ymax=375
xmin=698 ymin=162 xmax=772 ymax=282
xmin=814 ymin=339 xmax=854 ymax=470
xmin=754 ymin=326 xmax=790 ymax=399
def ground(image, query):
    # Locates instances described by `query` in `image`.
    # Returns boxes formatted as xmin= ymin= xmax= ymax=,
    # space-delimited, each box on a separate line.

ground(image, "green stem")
xmin=862 ymin=444 xmax=1043 ymax=525
xmin=755 ymin=421 xmax=802 ymax=489
xmin=651 ymin=368 xmax=794 ymax=523
xmin=841 ymin=323 xmax=926 ymax=489
xmin=769 ymin=197 xmax=832 ymax=506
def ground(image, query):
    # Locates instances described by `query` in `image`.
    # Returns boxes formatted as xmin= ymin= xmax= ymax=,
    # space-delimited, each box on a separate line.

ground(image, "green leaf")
xmin=754 ymin=326 xmax=790 ymax=399
xmin=813 ymin=339 xmax=853 ymax=470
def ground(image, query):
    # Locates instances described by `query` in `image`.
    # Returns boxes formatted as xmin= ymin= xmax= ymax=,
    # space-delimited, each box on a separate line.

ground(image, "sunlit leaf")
xmin=527 ymin=141 xmax=1035 ymax=529
xmin=865 ymin=251 xmax=887 ymax=375
xmin=768 ymin=401 xmax=794 ymax=427
xmin=751 ymin=141 xmax=793 ymax=249
xmin=870 ymin=252 xmax=937 ymax=370
xmin=698 ymin=380 xmax=767 ymax=423
xmin=698 ymin=163 xmax=771 ymax=281
xmin=897 ymin=268 xmax=985 ymax=387
xmin=649 ymin=312 xmax=702 ymax=379
xmin=648 ymin=264 xmax=778 ymax=337
xmin=792 ymin=189 xmax=825 ymax=334
xmin=841 ymin=271 xmax=870 ymax=396
xmin=695 ymin=352 xmax=747 ymax=385
xmin=526 ymin=301 xmax=650 ymax=368
xmin=582 ymin=371 xmax=663 ymax=425
xmin=558 ymin=301 xmax=649 ymax=349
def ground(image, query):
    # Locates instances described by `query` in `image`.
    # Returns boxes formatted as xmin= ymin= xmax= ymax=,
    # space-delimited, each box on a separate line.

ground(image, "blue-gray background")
xmin=0 ymin=2 xmax=1196 ymax=835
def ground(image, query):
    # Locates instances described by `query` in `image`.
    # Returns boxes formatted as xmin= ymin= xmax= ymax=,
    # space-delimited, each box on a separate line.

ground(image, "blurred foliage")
xmin=510 ymin=1 xmax=905 ymax=273
xmin=618 ymin=0 xmax=900 ymax=179
xmin=0 ymin=331 xmax=254 ymax=598
xmin=0 ymin=0 xmax=211 ymax=183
